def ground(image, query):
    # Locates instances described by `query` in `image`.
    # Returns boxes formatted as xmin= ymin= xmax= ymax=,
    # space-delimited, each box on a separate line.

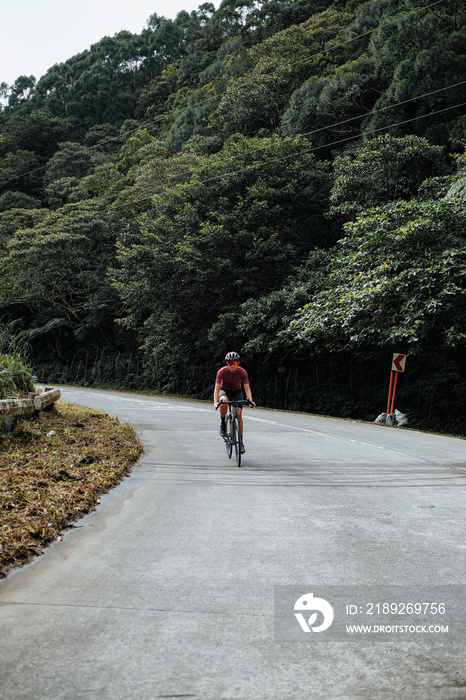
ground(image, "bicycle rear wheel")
xmin=225 ymin=415 xmax=233 ymax=458
xmin=233 ymin=416 xmax=241 ymax=467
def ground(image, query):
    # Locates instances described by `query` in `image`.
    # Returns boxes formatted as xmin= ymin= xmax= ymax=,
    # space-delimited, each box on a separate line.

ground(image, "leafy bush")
xmin=0 ymin=326 xmax=36 ymax=399
xmin=288 ymin=198 xmax=466 ymax=354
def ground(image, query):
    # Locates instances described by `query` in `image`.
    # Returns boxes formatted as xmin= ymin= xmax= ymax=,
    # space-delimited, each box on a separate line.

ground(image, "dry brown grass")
xmin=0 ymin=401 xmax=142 ymax=577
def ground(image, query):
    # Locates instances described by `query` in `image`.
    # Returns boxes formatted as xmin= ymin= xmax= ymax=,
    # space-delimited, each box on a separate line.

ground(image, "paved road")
xmin=1 ymin=387 xmax=465 ymax=699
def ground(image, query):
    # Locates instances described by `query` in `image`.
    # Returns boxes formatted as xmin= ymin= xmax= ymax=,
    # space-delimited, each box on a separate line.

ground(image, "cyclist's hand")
xmin=249 ymin=400 xmax=256 ymax=409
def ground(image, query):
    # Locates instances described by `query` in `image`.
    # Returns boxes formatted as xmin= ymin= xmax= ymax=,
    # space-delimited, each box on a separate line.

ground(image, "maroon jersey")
xmin=215 ymin=366 xmax=249 ymax=392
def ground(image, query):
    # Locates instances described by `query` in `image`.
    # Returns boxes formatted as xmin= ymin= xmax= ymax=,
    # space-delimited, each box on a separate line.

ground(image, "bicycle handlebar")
xmin=215 ymin=398 xmax=255 ymax=410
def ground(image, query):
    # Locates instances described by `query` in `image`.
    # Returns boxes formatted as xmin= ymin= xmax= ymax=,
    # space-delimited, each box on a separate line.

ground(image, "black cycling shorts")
xmin=219 ymin=388 xmax=243 ymax=402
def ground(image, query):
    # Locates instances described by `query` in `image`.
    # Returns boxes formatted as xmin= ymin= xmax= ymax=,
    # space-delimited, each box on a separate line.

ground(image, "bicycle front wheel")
xmin=233 ymin=417 xmax=241 ymax=468
xmin=225 ymin=415 xmax=233 ymax=458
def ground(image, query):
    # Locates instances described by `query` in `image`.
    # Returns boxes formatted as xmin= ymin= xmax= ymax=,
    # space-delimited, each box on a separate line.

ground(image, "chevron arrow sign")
xmin=391 ymin=353 xmax=407 ymax=372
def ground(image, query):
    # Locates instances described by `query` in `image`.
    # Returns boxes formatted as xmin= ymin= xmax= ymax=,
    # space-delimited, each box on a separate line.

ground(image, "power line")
xmin=136 ymin=79 xmax=466 ymax=187
xmin=0 ymin=0 xmax=447 ymax=189
xmin=284 ymin=0 xmax=445 ymax=70
xmin=107 ymin=99 xmax=466 ymax=211
xmin=69 ymin=0 xmax=447 ymax=148
xmin=3 ymin=74 xmax=464 ymax=199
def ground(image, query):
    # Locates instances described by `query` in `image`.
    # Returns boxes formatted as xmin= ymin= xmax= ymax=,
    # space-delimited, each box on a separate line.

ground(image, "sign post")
xmin=386 ymin=353 xmax=406 ymax=414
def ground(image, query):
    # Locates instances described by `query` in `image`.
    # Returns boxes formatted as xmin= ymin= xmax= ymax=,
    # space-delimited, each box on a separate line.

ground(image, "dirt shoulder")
xmin=0 ymin=401 xmax=142 ymax=578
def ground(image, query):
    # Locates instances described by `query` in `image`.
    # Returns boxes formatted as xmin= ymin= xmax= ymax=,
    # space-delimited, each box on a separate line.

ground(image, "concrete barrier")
xmin=33 ymin=388 xmax=61 ymax=411
xmin=0 ymin=387 xmax=61 ymax=418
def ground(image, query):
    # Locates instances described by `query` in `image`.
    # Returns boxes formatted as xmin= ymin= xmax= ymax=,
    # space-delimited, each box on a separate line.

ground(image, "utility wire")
xmin=0 ymin=0 xmax=447 ymax=189
xmin=3 ymin=75 xmax=464 ymax=195
xmin=117 ymin=78 xmax=466 ymax=194
xmin=283 ymin=0 xmax=445 ymax=70
xmin=107 ymin=99 xmax=466 ymax=211
xmin=64 ymin=0 xmax=448 ymax=151
xmin=7 ymin=91 xmax=461 ymax=213
xmin=85 ymin=0 xmax=447 ymax=138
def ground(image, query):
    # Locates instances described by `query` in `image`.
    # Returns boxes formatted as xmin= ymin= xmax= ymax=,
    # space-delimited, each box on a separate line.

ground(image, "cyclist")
xmin=214 ymin=351 xmax=255 ymax=453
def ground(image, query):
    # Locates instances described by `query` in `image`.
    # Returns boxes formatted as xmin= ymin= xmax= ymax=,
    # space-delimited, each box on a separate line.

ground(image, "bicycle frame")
xmin=216 ymin=399 xmax=252 ymax=467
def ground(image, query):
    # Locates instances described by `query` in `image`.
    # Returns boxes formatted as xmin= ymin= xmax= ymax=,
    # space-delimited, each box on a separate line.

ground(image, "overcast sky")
xmin=1 ymin=0 xmax=219 ymax=87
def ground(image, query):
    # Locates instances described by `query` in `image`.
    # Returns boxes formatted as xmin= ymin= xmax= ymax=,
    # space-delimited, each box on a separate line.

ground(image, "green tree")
xmin=281 ymin=56 xmax=384 ymax=145
xmin=141 ymin=15 xmax=184 ymax=78
xmin=112 ymin=134 xmax=334 ymax=392
xmin=447 ymin=153 xmax=466 ymax=200
xmin=0 ymin=206 xmax=48 ymax=239
xmin=166 ymin=87 xmax=223 ymax=152
xmin=67 ymin=163 xmax=124 ymax=204
xmin=157 ymin=36 xmax=251 ymax=150
xmin=44 ymin=142 xmax=94 ymax=184
xmin=0 ymin=191 xmax=40 ymax=212
xmin=363 ymin=29 xmax=466 ymax=147
xmin=83 ymin=123 xmax=123 ymax=155
xmin=1 ymin=110 xmax=71 ymax=157
xmin=43 ymin=141 xmax=97 ymax=208
xmin=116 ymin=127 xmax=153 ymax=173
xmin=329 ymin=134 xmax=447 ymax=220
xmin=217 ymin=248 xmax=333 ymax=354
xmin=216 ymin=8 xmax=352 ymax=135
xmin=0 ymin=149 xmax=42 ymax=199
xmin=137 ymin=62 xmax=186 ymax=120
xmin=6 ymin=76 xmax=36 ymax=108
xmin=0 ymin=206 xmax=48 ymax=265
xmin=282 ymin=0 xmax=466 ymax=150
xmin=288 ymin=197 xmax=466 ymax=357
xmin=0 ymin=202 xmax=120 ymax=360
xmin=115 ymin=138 xmax=198 ymax=207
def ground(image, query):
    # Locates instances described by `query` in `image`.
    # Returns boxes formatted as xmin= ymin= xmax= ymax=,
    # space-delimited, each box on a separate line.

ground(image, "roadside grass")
xmin=0 ymin=401 xmax=142 ymax=578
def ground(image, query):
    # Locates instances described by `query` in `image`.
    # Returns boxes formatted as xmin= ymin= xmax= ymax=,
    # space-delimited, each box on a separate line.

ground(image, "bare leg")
xmin=237 ymin=407 xmax=243 ymax=435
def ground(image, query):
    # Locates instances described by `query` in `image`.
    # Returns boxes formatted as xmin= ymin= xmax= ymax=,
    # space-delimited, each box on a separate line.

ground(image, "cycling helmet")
xmin=225 ymin=351 xmax=240 ymax=363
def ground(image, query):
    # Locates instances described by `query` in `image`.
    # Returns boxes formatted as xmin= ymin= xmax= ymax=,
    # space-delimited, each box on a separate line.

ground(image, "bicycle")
xmin=216 ymin=399 xmax=253 ymax=468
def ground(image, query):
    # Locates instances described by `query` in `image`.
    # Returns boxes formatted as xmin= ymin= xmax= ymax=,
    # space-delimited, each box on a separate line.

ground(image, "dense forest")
xmin=1 ymin=0 xmax=465 ymax=435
